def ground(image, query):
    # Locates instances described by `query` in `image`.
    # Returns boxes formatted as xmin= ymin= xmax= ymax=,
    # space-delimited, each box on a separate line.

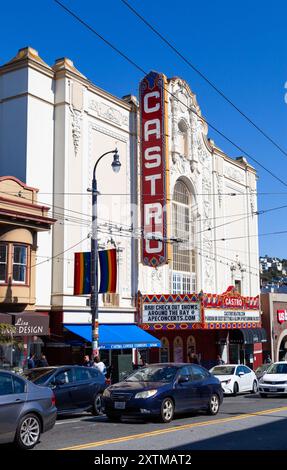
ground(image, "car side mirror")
xmin=55 ymin=377 xmax=66 ymax=386
xmin=178 ymin=375 xmax=189 ymax=384
xmin=238 ymin=372 xmax=244 ymax=377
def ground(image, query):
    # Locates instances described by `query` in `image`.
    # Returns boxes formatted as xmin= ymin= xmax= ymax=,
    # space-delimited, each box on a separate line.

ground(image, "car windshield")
xmin=126 ymin=366 xmax=178 ymax=383
xmin=25 ymin=368 xmax=55 ymax=384
xmin=211 ymin=366 xmax=235 ymax=375
xmin=265 ymin=363 xmax=287 ymax=374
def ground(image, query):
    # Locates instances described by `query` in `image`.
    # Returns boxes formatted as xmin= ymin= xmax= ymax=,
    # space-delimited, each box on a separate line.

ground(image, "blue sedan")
xmin=103 ymin=363 xmax=223 ymax=423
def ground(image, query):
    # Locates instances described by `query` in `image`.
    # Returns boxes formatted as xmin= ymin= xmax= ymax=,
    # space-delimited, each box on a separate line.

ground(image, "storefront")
xmin=139 ymin=287 xmax=266 ymax=369
xmin=60 ymin=323 xmax=161 ymax=382
xmin=261 ymin=293 xmax=287 ymax=362
xmin=0 ymin=312 xmax=50 ymax=370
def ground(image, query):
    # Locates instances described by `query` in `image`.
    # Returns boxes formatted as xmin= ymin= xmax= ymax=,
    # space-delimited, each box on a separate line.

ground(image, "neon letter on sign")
xmin=140 ymin=71 xmax=169 ymax=267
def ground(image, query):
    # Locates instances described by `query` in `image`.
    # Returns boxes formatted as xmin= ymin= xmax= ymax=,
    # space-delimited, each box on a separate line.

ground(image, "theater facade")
xmin=137 ymin=71 xmax=264 ymax=369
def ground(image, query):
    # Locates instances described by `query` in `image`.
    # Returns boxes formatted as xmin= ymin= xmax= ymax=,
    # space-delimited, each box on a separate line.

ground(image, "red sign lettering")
xmin=140 ymin=71 xmax=169 ymax=267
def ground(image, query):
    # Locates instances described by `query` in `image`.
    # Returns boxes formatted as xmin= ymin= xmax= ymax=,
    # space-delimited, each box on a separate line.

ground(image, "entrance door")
xmin=229 ymin=344 xmax=240 ymax=364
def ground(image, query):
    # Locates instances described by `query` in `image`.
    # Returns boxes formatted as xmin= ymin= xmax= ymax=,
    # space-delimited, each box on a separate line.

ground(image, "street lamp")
xmin=91 ymin=148 xmax=121 ymax=359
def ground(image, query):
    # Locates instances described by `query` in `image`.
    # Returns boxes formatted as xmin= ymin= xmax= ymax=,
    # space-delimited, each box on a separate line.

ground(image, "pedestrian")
xmin=93 ymin=355 xmax=107 ymax=375
xmin=265 ymin=354 xmax=272 ymax=364
xmin=36 ymin=353 xmax=49 ymax=367
xmin=83 ymin=355 xmax=93 ymax=367
xmin=216 ymin=355 xmax=225 ymax=365
xmin=27 ymin=353 xmax=36 ymax=369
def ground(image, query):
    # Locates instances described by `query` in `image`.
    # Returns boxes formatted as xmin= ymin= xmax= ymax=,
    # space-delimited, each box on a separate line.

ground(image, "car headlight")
xmin=103 ymin=389 xmax=111 ymax=398
xmin=259 ymin=379 xmax=264 ymax=384
xmin=135 ymin=389 xmax=158 ymax=399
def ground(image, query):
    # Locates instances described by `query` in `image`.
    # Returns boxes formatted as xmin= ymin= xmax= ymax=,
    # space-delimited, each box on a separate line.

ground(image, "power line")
xmin=120 ymin=0 xmax=287 ymax=161
xmin=53 ymin=0 xmax=287 ymax=190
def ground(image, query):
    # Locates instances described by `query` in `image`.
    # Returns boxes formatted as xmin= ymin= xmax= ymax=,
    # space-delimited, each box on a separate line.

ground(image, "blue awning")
xmin=64 ymin=324 xmax=161 ymax=349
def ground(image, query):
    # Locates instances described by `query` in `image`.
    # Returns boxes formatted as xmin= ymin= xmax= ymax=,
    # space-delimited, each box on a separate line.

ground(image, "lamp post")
xmin=91 ymin=148 xmax=121 ymax=360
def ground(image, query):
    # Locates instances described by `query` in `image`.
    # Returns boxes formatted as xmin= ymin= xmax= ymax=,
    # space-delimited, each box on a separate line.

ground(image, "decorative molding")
xmin=89 ymin=99 xmax=129 ymax=127
xmin=88 ymin=122 xmax=128 ymax=143
xmin=70 ymin=106 xmax=83 ymax=157
xmin=216 ymin=173 xmax=223 ymax=207
xmin=225 ymin=166 xmax=244 ymax=183
xmin=249 ymin=187 xmax=256 ymax=215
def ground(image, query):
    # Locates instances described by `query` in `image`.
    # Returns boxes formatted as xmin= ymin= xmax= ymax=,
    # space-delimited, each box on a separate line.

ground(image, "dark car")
xmin=0 ymin=370 xmax=56 ymax=450
xmin=102 ymin=363 xmax=223 ymax=423
xmin=24 ymin=366 xmax=106 ymax=416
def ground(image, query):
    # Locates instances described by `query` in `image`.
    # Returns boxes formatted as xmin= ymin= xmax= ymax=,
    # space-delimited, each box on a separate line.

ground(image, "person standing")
xmin=216 ymin=355 xmax=225 ymax=365
xmin=93 ymin=356 xmax=107 ymax=375
xmin=27 ymin=353 xmax=36 ymax=369
xmin=36 ymin=353 xmax=49 ymax=367
xmin=83 ymin=355 xmax=93 ymax=367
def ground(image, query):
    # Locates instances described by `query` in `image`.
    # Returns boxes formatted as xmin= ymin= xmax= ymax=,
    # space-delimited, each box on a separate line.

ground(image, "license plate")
xmin=114 ymin=402 xmax=126 ymax=409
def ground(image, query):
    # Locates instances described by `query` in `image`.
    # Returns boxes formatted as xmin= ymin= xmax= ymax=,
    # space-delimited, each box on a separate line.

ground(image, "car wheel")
xmin=251 ymin=380 xmax=258 ymax=394
xmin=106 ymin=412 xmax=122 ymax=422
xmin=233 ymin=382 xmax=239 ymax=396
xmin=92 ymin=393 xmax=103 ymax=416
xmin=260 ymin=393 xmax=268 ymax=398
xmin=207 ymin=394 xmax=220 ymax=415
xmin=15 ymin=413 xmax=41 ymax=450
xmin=160 ymin=398 xmax=174 ymax=423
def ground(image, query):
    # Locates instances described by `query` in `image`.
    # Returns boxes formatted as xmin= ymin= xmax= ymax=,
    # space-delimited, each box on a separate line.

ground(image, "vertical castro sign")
xmin=140 ymin=71 xmax=169 ymax=267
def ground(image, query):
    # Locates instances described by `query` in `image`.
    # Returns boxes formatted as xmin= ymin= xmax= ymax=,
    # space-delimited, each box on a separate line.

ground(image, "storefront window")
xmin=0 ymin=244 xmax=7 ymax=283
xmin=187 ymin=335 xmax=196 ymax=359
xmin=160 ymin=337 xmax=169 ymax=362
xmin=173 ymin=336 xmax=183 ymax=362
xmin=12 ymin=245 xmax=27 ymax=283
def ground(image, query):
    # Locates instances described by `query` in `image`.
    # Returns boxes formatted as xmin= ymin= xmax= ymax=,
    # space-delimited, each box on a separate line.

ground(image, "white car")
xmin=258 ymin=361 xmax=287 ymax=397
xmin=210 ymin=364 xmax=258 ymax=395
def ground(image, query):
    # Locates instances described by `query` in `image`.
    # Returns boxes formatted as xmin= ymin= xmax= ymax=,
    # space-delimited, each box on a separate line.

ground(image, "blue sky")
xmin=1 ymin=0 xmax=287 ymax=258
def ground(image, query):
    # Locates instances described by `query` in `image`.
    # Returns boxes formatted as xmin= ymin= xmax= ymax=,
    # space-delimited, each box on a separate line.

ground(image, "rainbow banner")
xmin=99 ymin=249 xmax=117 ymax=293
xmin=73 ymin=252 xmax=91 ymax=295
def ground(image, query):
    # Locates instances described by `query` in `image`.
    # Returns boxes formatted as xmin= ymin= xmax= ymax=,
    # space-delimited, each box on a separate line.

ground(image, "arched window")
xmin=173 ymin=336 xmax=183 ymax=363
xmin=160 ymin=337 xmax=170 ymax=362
xmin=187 ymin=335 xmax=196 ymax=361
xmin=172 ymin=180 xmax=196 ymax=293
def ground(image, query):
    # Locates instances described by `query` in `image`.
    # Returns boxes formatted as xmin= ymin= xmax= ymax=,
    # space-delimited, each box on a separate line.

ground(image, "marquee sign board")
xmin=204 ymin=309 xmax=260 ymax=323
xmin=142 ymin=302 xmax=201 ymax=324
xmin=139 ymin=71 xmax=169 ymax=267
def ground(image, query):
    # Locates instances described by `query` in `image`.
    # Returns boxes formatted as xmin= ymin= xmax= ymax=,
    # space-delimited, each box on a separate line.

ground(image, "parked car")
xmin=258 ymin=361 xmax=287 ymax=397
xmin=209 ymin=364 xmax=258 ymax=395
xmin=0 ymin=370 xmax=56 ymax=449
xmin=255 ymin=363 xmax=273 ymax=380
xmin=24 ymin=366 xmax=106 ymax=415
xmin=102 ymin=363 xmax=223 ymax=423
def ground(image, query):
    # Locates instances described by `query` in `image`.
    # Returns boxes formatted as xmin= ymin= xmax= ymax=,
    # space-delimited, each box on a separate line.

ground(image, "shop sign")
xmin=277 ymin=310 xmax=287 ymax=324
xmin=142 ymin=302 xmax=201 ymax=324
xmin=13 ymin=315 xmax=49 ymax=336
xmin=140 ymin=71 xmax=169 ymax=267
xmin=204 ymin=309 xmax=260 ymax=323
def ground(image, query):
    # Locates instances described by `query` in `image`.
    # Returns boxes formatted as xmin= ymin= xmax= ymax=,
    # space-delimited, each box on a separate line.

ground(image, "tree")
xmin=0 ymin=323 xmax=16 ymax=345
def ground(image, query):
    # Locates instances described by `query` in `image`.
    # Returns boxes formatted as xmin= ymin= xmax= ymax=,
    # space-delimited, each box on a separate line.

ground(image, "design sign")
xmin=140 ymin=71 xmax=169 ymax=267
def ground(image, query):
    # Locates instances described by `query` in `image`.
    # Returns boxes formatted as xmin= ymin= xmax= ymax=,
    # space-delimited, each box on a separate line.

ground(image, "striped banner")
xmin=99 ymin=249 xmax=117 ymax=293
xmin=73 ymin=252 xmax=91 ymax=295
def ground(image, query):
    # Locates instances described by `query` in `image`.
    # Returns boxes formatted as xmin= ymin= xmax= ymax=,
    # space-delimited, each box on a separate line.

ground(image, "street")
xmin=32 ymin=394 xmax=287 ymax=450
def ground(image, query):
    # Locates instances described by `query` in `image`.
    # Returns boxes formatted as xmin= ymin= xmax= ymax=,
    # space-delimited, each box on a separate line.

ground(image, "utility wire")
xmin=120 ymin=0 xmax=287 ymax=160
xmin=53 ymin=0 xmax=287 ymax=189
